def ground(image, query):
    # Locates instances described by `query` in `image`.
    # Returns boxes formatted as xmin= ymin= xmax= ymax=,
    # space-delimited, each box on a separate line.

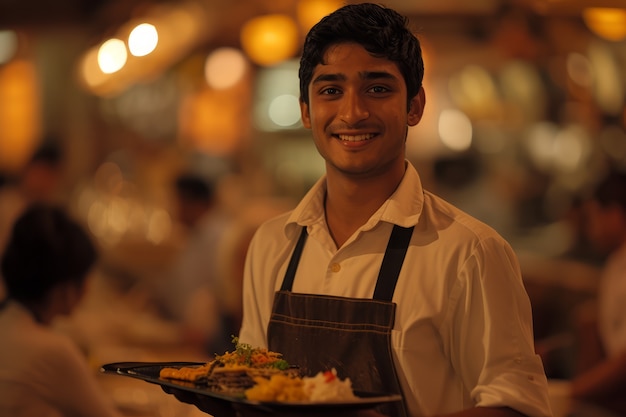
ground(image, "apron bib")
xmin=268 ymin=225 xmax=413 ymax=417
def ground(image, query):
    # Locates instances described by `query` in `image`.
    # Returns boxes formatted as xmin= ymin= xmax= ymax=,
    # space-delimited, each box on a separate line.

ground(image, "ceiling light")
xmin=240 ymin=14 xmax=299 ymax=67
xmin=582 ymin=8 xmax=626 ymax=41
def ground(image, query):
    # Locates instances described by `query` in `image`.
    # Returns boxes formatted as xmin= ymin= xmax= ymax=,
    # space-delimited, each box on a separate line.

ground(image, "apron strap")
xmin=281 ymin=224 xmax=414 ymax=300
xmin=373 ymin=225 xmax=414 ymax=301
xmin=280 ymin=226 xmax=308 ymax=291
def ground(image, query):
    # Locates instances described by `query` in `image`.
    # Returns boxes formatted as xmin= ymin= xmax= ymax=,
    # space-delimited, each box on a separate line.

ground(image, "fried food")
xmin=159 ymin=337 xmax=298 ymax=396
xmin=159 ymin=363 xmax=213 ymax=383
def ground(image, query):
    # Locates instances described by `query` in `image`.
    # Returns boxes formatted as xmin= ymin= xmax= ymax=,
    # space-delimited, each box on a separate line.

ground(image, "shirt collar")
xmin=284 ymin=161 xmax=425 ymax=236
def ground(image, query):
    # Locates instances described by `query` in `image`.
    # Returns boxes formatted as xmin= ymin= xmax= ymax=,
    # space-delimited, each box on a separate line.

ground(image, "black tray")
xmin=101 ymin=361 xmax=403 ymax=412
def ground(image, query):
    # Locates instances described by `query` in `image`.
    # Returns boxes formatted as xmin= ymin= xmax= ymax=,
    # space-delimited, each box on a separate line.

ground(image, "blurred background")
xmin=1 ymin=0 xmax=625 ymax=254
xmin=0 ymin=0 xmax=625 ymax=413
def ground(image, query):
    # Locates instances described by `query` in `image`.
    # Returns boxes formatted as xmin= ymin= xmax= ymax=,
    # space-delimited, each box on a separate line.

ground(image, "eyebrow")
xmin=312 ymin=70 xmax=399 ymax=84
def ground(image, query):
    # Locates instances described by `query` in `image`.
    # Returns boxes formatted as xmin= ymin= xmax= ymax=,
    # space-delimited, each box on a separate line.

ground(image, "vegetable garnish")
xmin=214 ymin=336 xmax=291 ymax=370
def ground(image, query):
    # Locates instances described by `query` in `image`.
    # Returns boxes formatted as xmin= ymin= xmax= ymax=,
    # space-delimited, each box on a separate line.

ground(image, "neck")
xmin=22 ymin=300 xmax=53 ymax=325
xmin=324 ymin=162 xmax=406 ymax=247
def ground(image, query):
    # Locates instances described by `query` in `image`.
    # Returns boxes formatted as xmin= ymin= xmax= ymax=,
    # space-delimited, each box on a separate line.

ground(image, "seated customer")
xmin=0 ymin=204 xmax=122 ymax=417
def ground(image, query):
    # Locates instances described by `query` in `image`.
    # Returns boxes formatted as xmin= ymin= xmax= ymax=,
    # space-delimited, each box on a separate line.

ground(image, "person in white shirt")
xmin=0 ymin=204 xmax=122 ymax=417
xmin=165 ymin=4 xmax=552 ymax=417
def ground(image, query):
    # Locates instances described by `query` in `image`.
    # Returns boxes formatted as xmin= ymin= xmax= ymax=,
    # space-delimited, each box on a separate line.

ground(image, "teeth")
xmin=338 ymin=134 xmax=374 ymax=142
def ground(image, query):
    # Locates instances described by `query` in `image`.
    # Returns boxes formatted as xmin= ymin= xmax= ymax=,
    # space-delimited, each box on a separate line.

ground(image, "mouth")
xmin=336 ymin=133 xmax=376 ymax=142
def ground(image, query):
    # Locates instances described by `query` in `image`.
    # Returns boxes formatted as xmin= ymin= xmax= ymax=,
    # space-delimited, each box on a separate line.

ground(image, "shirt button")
xmin=330 ymin=263 xmax=341 ymax=273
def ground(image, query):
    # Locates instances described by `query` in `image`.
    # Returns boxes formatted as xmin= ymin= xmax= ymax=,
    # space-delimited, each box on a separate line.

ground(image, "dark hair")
xmin=592 ymin=169 xmax=626 ymax=211
xmin=1 ymin=204 xmax=97 ymax=303
xmin=298 ymin=3 xmax=424 ymax=106
xmin=174 ymin=174 xmax=214 ymax=202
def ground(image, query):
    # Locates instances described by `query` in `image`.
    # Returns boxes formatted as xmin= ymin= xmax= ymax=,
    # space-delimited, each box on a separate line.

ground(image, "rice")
xmin=302 ymin=368 xmax=357 ymax=402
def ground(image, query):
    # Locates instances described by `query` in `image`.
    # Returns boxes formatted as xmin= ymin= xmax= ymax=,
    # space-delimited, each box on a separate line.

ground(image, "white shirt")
xmin=239 ymin=162 xmax=552 ymax=417
xmin=0 ymin=301 xmax=122 ymax=417
xmin=598 ymin=243 xmax=626 ymax=357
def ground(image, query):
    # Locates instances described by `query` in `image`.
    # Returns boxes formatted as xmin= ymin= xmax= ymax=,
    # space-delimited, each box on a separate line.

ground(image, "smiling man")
xmin=236 ymin=4 xmax=552 ymax=417
xmin=167 ymin=3 xmax=553 ymax=417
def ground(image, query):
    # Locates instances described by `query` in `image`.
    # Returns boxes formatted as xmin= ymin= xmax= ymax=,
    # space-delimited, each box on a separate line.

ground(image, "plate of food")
xmin=100 ymin=339 xmax=402 ymax=412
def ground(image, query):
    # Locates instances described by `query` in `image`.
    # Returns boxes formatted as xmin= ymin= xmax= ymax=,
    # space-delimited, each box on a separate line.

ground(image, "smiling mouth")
xmin=337 ymin=133 xmax=375 ymax=142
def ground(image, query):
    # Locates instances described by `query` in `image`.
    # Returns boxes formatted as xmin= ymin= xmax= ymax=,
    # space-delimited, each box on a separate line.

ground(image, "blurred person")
xmin=214 ymin=197 xmax=296 ymax=336
xmin=568 ymin=169 xmax=626 ymax=416
xmin=153 ymin=172 xmax=235 ymax=354
xmin=0 ymin=140 xmax=64 ymax=255
xmin=0 ymin=203 xmax=122 ymax=417
xmin=0 ymin=140 xmax=64 ymax=301
xmin=166 ymin=3 xmax=551 ymax=417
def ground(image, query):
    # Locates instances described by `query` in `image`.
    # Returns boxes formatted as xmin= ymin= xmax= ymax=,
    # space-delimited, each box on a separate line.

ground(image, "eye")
xmin=369 ymin=85 xmax=390 ymax=94
xmin=321 ymin=87 xmax=341 ymax=95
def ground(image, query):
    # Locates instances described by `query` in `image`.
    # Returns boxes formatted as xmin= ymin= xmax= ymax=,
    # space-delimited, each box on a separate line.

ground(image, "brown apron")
xmin=267 ymin=225 xmax=413 ymax=417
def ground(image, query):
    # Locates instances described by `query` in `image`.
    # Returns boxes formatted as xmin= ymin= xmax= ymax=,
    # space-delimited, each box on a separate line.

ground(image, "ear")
xmin=407 ymin=87 xmax=426 ymax=126
xmin=300 ymin=98 xmax=312 ymax=129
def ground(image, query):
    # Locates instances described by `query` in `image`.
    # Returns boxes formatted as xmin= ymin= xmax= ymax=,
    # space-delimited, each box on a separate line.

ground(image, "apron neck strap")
xmin=280 ymin=227 xmax=308 ymax=291
xmin=280 ymin=224 xmax=414 ymax=301
xmin=373 ymin=225 xmax=414 ymax=301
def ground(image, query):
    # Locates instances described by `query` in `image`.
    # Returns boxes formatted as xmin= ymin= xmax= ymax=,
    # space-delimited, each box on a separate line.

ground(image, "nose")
xmin=338 ymin=91 xmax=369 ymax=125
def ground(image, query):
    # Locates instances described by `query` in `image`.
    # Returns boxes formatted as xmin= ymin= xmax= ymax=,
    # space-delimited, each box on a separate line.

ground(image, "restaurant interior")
xmin=1 ymin=0 xmax=626 ymax=415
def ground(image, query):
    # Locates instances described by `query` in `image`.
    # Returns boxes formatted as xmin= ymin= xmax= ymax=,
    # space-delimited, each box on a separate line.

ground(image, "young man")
xmin=167 ymin=4 xmax=552 ymax=416
xmin=238 ymin=3 xmax=551 ymax=417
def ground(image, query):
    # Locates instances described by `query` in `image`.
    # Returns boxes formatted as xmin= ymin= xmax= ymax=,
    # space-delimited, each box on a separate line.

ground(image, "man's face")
xmin=300 ymin=42 xmax=424 ymax=180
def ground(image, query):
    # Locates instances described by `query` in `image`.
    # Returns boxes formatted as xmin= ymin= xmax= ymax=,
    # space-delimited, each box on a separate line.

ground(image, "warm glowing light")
xmin=0 ymin=60 xmax=41 ymax=173
xmin=268 ymin=94 xmax=301 ymax=127
xmin=146 ymin=209 xmax=171 ymax=244
xmin=77 ymin=2 xmax=211 ymax=96
xmin=448 ymin=65 xmax=498 ymax=116
xmin=204 ymin=47 xmax=248 ymax=89
xmin=98 ymin=38 xmax=127 ymax=74
xmin=240 ymin=14 xmax=299 ymax=66
xmin=296 ymin=0 xmax=343 ymax=33
xmin=253 ymin=60 xmax=301 ymax=131
xmin=583 ymin=8 xmax=626 ymax=41
xmin=0 ymin=30 xmax=18 ymax=64
xmin=438 ymin=109 xmax=473 ymax=152
xmin=128 ymin=23 xmax=159 ymax=57
xmin=588 ymin=42 xmax=624 ymax=115
xmin=525 ymin=122 xmax=591 ymax=174
xmin=78 ymin=47 xmax=107 ymax=90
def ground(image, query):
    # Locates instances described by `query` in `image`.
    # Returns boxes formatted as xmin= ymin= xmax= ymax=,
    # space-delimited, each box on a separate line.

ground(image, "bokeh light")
xmin=438 ymin=109 xmax=473 ymax=152
xmin=128 ymin=23 xmax=159 ymax=57
xmin=0 ymin=30 xmax=18 ymax=64
xmin=204 ymin=47 xmax=248 ymax=89
xmin=268 ymin=94 xmax=301 ymax=127
xmin=240 ymin=14 xmax=299 ymax=66
xmin=583 ymin=8 xmax=626 ymax=41
xmin=98 ymin=38 xmax=128 ymax=74
xmin=296 ymin=0 xmax=343 ymax=33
